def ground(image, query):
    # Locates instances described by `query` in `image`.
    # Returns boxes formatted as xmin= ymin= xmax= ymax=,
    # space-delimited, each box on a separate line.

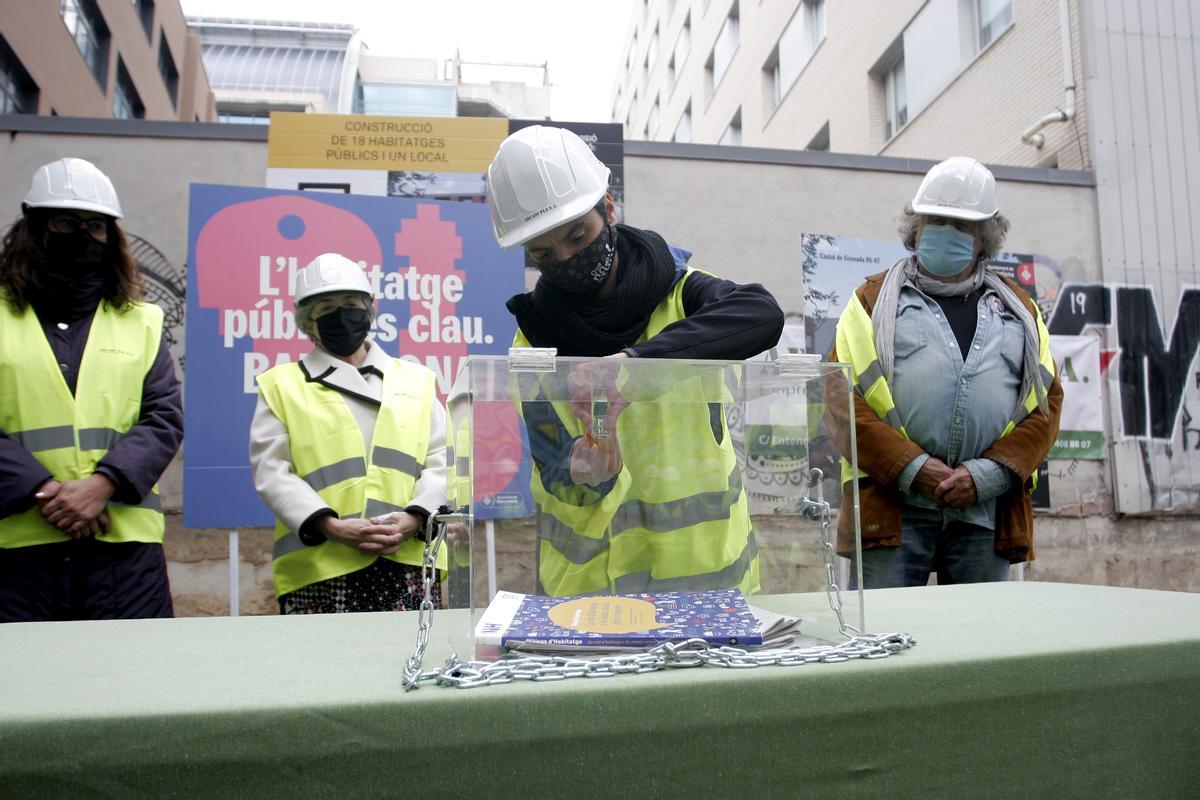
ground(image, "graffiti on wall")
xmin=1048 ymin=284 xmax=1200 ymax=442
xmin=1047 ymin=282 xmax=1200 ymax=511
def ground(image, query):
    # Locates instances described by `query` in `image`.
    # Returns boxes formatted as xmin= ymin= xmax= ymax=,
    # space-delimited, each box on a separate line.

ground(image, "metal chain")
xmin=403 ymin=472 xmax=916 ymax=690
xmin=402 ymin=507 xmax=460 ymax=691
xmin=407 ymin=631 xmax=917 ymax=690
xmin=809 ymin=468 xmax=862 ymax=637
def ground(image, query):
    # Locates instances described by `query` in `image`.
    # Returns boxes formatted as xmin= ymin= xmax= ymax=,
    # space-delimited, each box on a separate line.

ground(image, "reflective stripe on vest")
xmin=256 ymin=357 xmax=439 ymax=597
xmin=0 ymin=298 xmax=166 ymax=548
xmin=835 ymin=285 xmax=1057 ymax=489
xmin=515 ymin=267 xmax=760 ymax=597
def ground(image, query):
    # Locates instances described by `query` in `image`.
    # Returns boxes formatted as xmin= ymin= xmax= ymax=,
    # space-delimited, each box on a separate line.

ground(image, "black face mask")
xmin=315 ymin=306 xmax=372 ymax=357
xmin=537 ymin=224 xmax=616 ymax=295
xmin=43 ymin=229 xmax=108 ymax=277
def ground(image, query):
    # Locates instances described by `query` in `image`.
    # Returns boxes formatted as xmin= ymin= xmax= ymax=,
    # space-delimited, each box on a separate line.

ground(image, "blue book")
xmin=474 ymin=588 xmax=766 ymax=660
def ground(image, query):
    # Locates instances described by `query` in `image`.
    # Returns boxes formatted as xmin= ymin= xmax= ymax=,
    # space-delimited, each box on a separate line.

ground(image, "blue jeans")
xmin=856 ymin=516 xmax=1010 ymax=589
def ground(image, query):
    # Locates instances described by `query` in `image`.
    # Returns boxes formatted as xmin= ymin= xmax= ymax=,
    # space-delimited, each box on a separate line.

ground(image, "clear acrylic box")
xmin=439 ymin=352 xmax=863 ymax=657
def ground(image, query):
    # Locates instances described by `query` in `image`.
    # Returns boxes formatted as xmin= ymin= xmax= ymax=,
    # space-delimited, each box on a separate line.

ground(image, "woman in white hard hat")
xmin=249 ymin=253 xmax=447 ymax=614
xmin=825 ymin=156 xmax=1062 ymax=588
xmin=485 ymin=125 xmax=784 ymax=597
xmin=0 ymin=157 xmax=183 ymax=621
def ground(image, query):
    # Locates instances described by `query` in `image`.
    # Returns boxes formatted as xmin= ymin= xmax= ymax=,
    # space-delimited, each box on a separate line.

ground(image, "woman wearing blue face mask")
xmin=825 ymin=157 xmax=1063 ymax=589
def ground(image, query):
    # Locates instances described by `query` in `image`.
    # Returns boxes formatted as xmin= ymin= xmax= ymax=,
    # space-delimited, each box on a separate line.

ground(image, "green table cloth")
xmin=1 ymin=582 xmax=1197 ymax=798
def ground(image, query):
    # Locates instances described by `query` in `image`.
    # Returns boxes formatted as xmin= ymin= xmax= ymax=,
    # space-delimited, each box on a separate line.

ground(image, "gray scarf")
xmin=873 ymin=255 xmax=1048 ymax=418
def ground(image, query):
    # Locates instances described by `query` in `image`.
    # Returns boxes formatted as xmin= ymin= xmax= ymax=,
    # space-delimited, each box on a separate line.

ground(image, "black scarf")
xmin=31 ymin=274 xmax=107 ymax=324
xmin=506 ymin=225 xmax=679 ymax=356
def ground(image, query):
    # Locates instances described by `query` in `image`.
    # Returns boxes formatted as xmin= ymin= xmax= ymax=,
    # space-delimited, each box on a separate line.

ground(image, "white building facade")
xmin=613 ymin=0 xmax=1087 ymax=170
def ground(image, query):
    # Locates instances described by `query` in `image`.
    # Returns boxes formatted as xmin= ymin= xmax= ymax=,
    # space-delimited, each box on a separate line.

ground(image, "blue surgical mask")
xmin=917 ymin=224 xmax=977 ymax=277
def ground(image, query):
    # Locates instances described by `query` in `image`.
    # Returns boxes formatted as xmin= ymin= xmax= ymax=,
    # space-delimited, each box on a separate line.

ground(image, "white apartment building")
xmin=613 ymin=0 xmax=1088 ymax=169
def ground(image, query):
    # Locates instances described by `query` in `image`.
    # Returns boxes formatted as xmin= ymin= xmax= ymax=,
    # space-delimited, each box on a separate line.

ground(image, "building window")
xmin=217 ymin=110 xmax=272 ymax=124
xmin=670 ymin=14 xmax=691 ymax=86
xmin=352 ymin=83 xmax=456 ymax=116
xmin=113 ymin=59 xmax=144 ymax=119
xmin=883 ymin=55 xmax=907 ymax=141
xmin=626 ymin=91 xmax=638 ymax=137
xmin=708 ymin=2 xmax=739 ymax=90
xmin=158 ymin=32 xmax=178 ymax=107
xmin=133 ymin=0 xmax=155 ymax=40
xmin=647 ymin=25 xmax=659 ymax=71
xmin=627 ymin=36 xmax=637 ymax=76
xmin=765 ymin=0 xmax=825 ymax=110
xmin=60 ymin=0 xmax=110 ymax=90
xmin=978 ymin=0 xmax=1013 ymax=49
xmin=719 ymin=109 xmax=741 ymax=146
xmin=647 ymin=97 xmax=660 ymax=139
xmin=0 ymin=36 xmax=38 ymax=114
xmin=673 ymin=103 xmax=692 ymax=143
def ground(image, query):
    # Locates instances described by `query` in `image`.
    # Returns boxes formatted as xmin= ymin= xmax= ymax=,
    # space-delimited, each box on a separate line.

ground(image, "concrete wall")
xmin=0 ymin=118 xmax=1195 ymax=617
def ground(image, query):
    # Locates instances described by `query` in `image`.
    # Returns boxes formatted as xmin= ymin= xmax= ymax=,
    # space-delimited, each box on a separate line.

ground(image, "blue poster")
xmin=184 ymin=184 xmax=526 ymax=528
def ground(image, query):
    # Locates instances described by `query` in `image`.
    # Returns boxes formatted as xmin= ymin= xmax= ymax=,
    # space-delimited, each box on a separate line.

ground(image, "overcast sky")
xmin=179 ymin=0 xmax=637 ymax=123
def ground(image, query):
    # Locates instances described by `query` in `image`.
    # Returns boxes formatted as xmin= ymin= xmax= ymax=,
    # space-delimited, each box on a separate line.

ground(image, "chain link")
xmin=402 ymin=507 xmax=462 ymax=691
xmin=407 ymin=631 xmax=917 ymax=689
xmin=403 ymin=470 xmax=916 ymax=690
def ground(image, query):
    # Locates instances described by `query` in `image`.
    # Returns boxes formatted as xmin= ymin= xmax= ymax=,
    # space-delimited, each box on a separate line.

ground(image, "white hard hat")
xmin=24 ymin=157 xmax=123 ymax=218
xmin=486 ymin=125 xmax=611 ymax=249
xmin=294 ymin=253 xmax=373 ymax=306
xmin=911 ymin=156 xmax=999 ymax=221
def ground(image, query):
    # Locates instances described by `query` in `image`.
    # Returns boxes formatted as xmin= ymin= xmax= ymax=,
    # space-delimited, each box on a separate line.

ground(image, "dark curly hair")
xmin=0 ymin=210 xmax=143 ymax=312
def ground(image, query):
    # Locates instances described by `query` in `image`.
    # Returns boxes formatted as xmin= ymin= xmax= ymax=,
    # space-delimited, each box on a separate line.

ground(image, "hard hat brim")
xmin=911 ymin=200 xmax=998 ymax=222
xmin=23 ymin=198 xmax=123 ymax=219
xmin=294 ymin=287 xmax=373 ymax=307
xmin=496 ymin=187 xmax=608 ymax=249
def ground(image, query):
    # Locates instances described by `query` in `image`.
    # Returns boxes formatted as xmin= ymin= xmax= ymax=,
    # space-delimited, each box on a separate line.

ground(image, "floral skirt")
xmin=278 ymin=557 xmax=442 ymax=615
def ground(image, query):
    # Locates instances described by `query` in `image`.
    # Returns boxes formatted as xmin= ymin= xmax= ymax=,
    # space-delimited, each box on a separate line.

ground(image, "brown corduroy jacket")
xmin=824 ymin=271 xmax=1063 ymax=564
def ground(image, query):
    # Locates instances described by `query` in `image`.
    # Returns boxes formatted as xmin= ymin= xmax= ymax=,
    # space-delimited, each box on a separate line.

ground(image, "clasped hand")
xmin=34 ymin=474 xmax=115 ymax=538
xmin=911 ymin=457 xmax=979 ymax=509
xmin=318 ymin=511 xmax=423 ymax=555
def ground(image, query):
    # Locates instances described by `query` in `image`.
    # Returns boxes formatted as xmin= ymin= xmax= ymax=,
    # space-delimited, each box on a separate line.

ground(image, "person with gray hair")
xmin=825 ymin=157 xmax=1063 ymax=588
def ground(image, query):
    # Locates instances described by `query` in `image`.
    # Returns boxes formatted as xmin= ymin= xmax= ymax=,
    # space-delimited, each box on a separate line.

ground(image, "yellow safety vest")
xmin=514 ymin=268 xmax=760 ymax=597
xmin=257 ymin=357 xmax=440 ymax=597
xmin=835 ymin=283 xmax=1057 ymax=488
xmin=0 ymin=297 xmax=165 ymax=548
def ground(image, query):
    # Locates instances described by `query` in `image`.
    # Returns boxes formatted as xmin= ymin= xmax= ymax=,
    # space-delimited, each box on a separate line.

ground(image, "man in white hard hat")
xmin=0 ymin=157 xmax=182 ymax=621
xmin=485 ymin=125 xmax=784 ymax=597
xmin=249 ymin=253 xmax=447 ymax=614
xmin=826 ymin=157 xmax=1062 ymax=587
